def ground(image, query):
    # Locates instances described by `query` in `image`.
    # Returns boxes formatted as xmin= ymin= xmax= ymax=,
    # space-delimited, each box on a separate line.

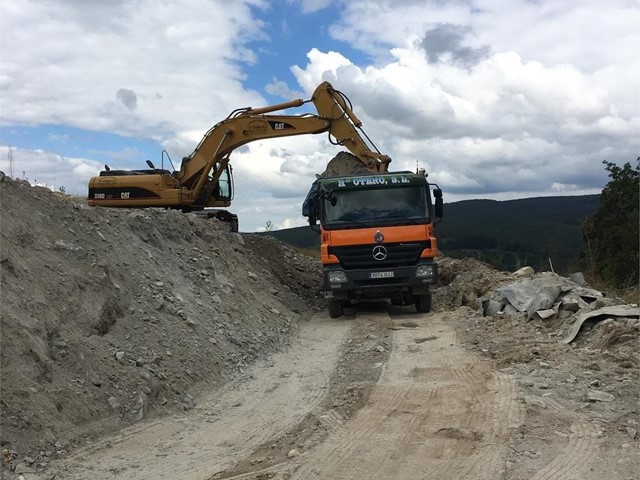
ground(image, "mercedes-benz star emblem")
xmin=374 ymin=230 xmax=384 ymax=244
xmin=372 ymin=245 xmax=387 ymax=261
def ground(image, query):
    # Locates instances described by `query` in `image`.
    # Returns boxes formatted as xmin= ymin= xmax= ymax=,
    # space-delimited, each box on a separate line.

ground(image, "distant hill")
xmin=262 ymin=195 xmax=600 ymax=274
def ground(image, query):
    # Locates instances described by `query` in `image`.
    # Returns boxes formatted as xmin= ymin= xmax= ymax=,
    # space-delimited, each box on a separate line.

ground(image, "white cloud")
xmin=287 ymin=0 xmax=334 ymax=14
xmin=265 ymin=79 xmax=305 ymax=100
xmin=287 ymin=5 xmax=638 ymax=200
xmin=0 ymin=146 xmax=102 ymax=196
xmin=0 ymin=0 xmax=268 ymax=140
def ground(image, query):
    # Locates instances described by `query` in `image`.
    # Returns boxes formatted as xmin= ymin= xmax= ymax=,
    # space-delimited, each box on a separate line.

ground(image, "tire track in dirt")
xmin=282 ymin=310 xmax=523 ymax=480
xmin=526 ymin=397 xmax=598 ymax=480
xmin=49 ymin=315 xmax=353 ymax=480
xmin=208 ymin=307 xmax=394 ymax=480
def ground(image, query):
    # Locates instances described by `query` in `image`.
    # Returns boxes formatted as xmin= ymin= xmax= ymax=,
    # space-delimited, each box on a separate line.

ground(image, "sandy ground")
xmin=46 ymin=316 xmax=351 ymax=480
xmin=41 ymin=303 xmax=638 ymax=480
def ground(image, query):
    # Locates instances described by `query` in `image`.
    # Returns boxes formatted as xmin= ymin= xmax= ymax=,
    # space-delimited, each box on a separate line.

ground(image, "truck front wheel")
xmin=327 ymin=299 xmax=344 ymax=318
xmin=414 ymin=293 xmax=432 ymax=313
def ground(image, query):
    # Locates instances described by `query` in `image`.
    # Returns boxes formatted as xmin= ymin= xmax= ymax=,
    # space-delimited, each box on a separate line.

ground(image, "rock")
xmin=247 ymin=271 xmax=258 ymax=279
xmin=23 ymin=455 xmax=35 ymax=466
xmin=86 ymin=367 xmax=103 ymax=387
xmin=133 ymin=392 xmax=148 ymax=421
xmin=482 ymin=298 xmax=503 ymax=316
xmin=147 ymin=377 xmax=161 ymax=399
xmin=569 ymin=272 xmax=587 ymax=286
xmin=513 ymin=266 xmax=535 ymax=277
xmin=526 ymin=285 xmax=562 ymax=319
xmin=287 ymin=448 xmax=301 ymax=458
xmin=114 ymin=351 xmax=126 ymax=363
xmin=14 ymin=462 xmax=36 ymax=474
xmin=586 ymin=390 xmax=615 ymax=402
xmin=0 ymin=432 xmax=16 ymax=446
xmin=234 ymin=233 xmax=245 ymax=245
xmin=108 ymin=396 xmax=121 ymax=411
xmin=503 ymin=304 xmax=518 ymax=315
xmin=181 ymin=394 xmax=196 ymax=411
xmin=625 ymin=427 xmax=638 ymax=439
xmin=374 ymin=345 xmax=385 ymax=353
xmin=53 ymin=239 xmax=81 ymax=252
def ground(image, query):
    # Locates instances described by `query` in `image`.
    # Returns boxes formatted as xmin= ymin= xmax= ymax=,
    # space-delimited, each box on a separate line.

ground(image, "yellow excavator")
xmin=87 ymin=82 xmax=391 ymax=231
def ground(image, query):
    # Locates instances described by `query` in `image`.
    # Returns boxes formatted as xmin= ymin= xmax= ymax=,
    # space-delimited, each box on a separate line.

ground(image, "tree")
xmin=264 ymin=220 xmax=273 ymax=233
xmin=581 ymin=158 xmax=639 ymax=288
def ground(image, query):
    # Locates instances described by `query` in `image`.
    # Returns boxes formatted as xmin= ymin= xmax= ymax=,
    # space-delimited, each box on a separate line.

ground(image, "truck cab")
xmin=303 ymin=170 xmax=443 ymax=318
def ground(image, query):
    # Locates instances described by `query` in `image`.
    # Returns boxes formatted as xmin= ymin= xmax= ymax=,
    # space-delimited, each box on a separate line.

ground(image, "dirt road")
xmin=48 ymin=316 xmax=351 ymax=479
xmin=48 ymin=305 xmax=638 ymax=480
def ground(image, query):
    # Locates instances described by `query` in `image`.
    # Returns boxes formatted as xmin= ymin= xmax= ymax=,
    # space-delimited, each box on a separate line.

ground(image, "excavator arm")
xmin=311 ymin=82 xmax=391 ymax=172
xmin=175 ymin=81 xmax=391 ymax=205
xmin=88 ymin=81 xmax=390 ymax=223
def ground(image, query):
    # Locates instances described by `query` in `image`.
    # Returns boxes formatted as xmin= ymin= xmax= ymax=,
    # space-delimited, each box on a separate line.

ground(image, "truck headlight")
xmin=328 ymin=270 xmax=348 ymax=283
xmin=416 ymin=265 xmax=435 ymax=279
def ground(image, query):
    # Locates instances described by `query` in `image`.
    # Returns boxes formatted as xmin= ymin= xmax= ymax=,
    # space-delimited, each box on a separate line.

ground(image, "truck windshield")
xmin=322 ymin=185 xmax=429 ymax=229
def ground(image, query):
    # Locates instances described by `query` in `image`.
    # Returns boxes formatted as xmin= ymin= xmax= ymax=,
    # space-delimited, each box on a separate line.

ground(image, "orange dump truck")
xmin=303 ymin=170 xmax=443 ymax=318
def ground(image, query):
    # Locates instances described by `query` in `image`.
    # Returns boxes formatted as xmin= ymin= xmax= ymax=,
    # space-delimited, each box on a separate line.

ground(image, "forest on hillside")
xmin=436 ymin=195 xmax=600 ymax=272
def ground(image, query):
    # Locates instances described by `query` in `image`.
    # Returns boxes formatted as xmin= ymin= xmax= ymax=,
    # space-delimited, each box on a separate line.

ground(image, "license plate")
xmin=369 ymin=271 xmax=394 ymax=279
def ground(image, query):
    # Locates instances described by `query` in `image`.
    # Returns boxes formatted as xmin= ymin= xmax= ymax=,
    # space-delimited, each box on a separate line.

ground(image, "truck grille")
xmin=329 ymin=241 xmax=430 ymax=269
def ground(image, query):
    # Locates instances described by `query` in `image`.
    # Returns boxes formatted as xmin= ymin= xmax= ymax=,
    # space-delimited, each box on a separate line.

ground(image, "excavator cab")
xmin=203 ymin=162 xmax=233 ymax=204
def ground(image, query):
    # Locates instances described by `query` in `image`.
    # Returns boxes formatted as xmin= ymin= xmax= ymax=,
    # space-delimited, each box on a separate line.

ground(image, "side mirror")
xmin=433 ymin=188 xmax=443 ymax=219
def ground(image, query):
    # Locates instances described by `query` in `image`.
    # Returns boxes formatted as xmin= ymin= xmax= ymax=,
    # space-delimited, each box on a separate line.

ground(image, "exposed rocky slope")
xmin=0 ymin=178 xmax=322 ymax=468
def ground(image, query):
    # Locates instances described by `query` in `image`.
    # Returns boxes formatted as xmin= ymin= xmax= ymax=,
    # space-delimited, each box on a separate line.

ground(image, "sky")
xmin=1 ymin=0 xmax=638 ymax=232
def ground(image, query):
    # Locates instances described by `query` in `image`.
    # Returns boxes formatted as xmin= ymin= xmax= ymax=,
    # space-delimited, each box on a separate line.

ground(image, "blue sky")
xmin=1 ymin=0 xmax=638 ymax=231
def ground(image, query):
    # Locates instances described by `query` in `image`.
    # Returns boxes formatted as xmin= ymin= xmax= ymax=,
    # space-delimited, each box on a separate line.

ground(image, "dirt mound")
xmin=435 ymin=256 xmax=638 ymax=357
xmin=0 ymin=178 xmax=322 ymax=468
xmin=318 ymin=151 xmax=372 ymax=177
xmin=433 ymin=256 xmax=513 ymax=310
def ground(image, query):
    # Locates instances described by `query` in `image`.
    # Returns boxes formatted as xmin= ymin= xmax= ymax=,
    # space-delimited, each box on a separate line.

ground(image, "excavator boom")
xmin=87 ymin=81 xmax=390 ymax=228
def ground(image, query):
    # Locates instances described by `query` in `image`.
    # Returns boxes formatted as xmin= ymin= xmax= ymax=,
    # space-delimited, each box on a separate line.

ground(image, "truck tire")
xmin=414 ymin=293 xmax=432 ymax=313
xmin=327 ymin=299 xmax=344 ymax=318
